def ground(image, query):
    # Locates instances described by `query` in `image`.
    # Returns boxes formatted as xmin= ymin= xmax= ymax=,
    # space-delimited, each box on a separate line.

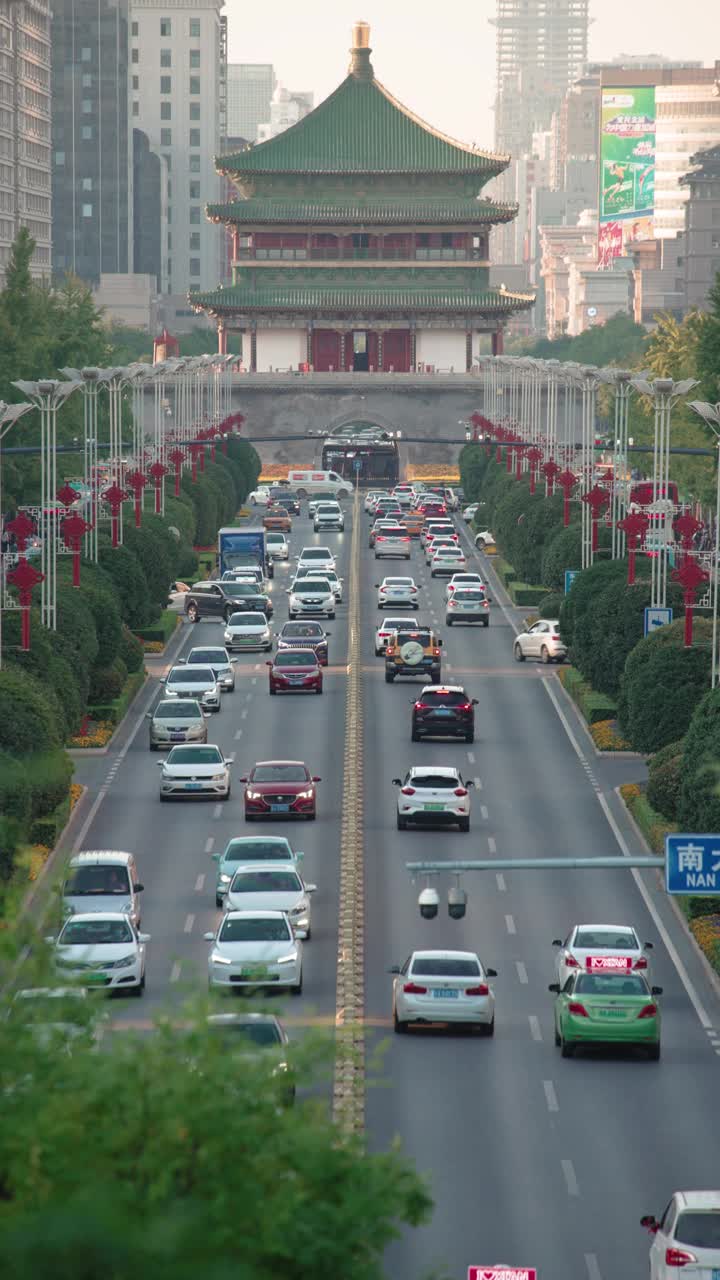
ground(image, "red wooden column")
xmin=250 ymin=323 xmax=257 ymax=372
xmin=465 ymin=329 xmax=473 ymax=371
xmin=491 ymin=329 xmax=505 ymax=356
xmin=217 ymin=321 xmax=227 ymax=354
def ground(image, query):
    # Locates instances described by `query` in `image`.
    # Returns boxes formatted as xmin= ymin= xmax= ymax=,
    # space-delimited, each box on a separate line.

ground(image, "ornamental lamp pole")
xmin=526 ymin=446 xmax=543 ymax=495
xmin=541 ymin=457 xmax=562 ymax=497
xmin=0 ymin=399 xmax=33 ymax=668
xmin=125 ymin=469 xmax=149 ymax=527
xmin=671 ymin=557 xmax=709 ymax=648
xmin=581 ymin=482 xmax=610 ymax=554
xmin=60 ymin=511 xmax=91 ymax=587
xmin=557 ymin=468 xmax=578 ymax=528
xmin=60 ymin=367 xmax=111 ymax=561
xmin=688 ymin=401 xmax=720 ymax=685
xmin=617 ymin=510 xmax=650 ymax=585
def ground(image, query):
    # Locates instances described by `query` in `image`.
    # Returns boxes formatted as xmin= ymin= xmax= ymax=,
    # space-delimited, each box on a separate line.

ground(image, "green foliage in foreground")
xmin=0 ymin=995 xmax=432 ymax=1278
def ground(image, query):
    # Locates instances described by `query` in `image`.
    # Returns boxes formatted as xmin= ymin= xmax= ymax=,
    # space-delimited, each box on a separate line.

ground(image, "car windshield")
xmin=230 ymin=871 xmax=302 ymax=893
xmin=574 ymin=930 xmax=637 ymax=949
xmin=252 ymin=764 xmax=308 ymax=782
xmin=153 ymin=701 xmax=201 ymax=719
xmin=411 ymin=774 xmax=460 ymax=789
xmin=60 ymin=919 xmax=134 ymax=945
xmin=283 ymin=624 xmax=323 ymax=638
xmin=295 ymin=581 xmax=330 ymax=594
xmin=223 ymin=840 xmax=294 ymax=863
xmin=188 ymin=650 xmax=228 ymax=665
xmin=674 ymin=1212 xmax=720 ymax=1248
xmin=301 ymin=549 xmax=331 ymax=559
xmin=384 ymin=578 xmax=413 ymax=585
xmin=274 ymin=651 xmax=316 ymax=667
xmin=381 ymin=619 xmax=410 ymax=630
xmin=412 ymin=957 xmax=480 ymax=977
xmin=266 ymin=534 xmax=286 ymax=543
xmin=454 ymin=591 xmax=485 ymax=601
xmin=64 ymin=866 xmax=130 ymax=895
xmin=228 ymin=614 xmax=265 ymax=627
xmin=218 ymin=918 xmax=292 ymax=943
xmin=421 ymin=691 xmax=469 ymax=707
xmin=226 ymin=585 xmax=260 ymax=597
xmin=207 ymin=1020 xmax=282 ymax=1048
xmin=574 ymin=974 xmax=647 ymax=995
xmin=166 ymin=747 xmax=223 ymax=765
xmin=169 ymin=668 xmax=214 ymax=684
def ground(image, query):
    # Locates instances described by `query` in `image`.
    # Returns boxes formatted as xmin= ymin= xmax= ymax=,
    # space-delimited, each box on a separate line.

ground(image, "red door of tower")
xmin=312 ymin=330 xmax=341 ymax=372
xmin=382 ymin=330 xmax=411 ymax=372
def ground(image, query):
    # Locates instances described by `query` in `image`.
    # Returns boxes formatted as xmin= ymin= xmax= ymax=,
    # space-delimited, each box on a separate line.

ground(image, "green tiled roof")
xmin=217 ymin=72 xmax=508 ymax=177
xmin=206 ymin=198 xmax=518 ymax=225
xmin=190 ymin=284 xmax=534 ymax=315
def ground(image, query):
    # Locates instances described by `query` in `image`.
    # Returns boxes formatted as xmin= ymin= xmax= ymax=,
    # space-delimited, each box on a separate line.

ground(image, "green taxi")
xmin=549 ymin=969 xmax=663 ymax=1060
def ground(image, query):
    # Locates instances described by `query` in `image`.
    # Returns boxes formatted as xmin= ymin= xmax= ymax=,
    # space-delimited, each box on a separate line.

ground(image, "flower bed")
xmin=68 ymin=719 xmax=114 ymax=749
xmin=689 ymin=913 xmax=720 ymax=974
xmin=88 ymin=669 xmax=146 ymax=727
xmin=591 ymin=718 xmax=632 ymax=751
xmin=557 ymin=665 xmax=621 ymax=730
xmin=134 ymin=609 xmax=179 ymax=647
xmin=619 ymin=783 xmax=678 ymax=854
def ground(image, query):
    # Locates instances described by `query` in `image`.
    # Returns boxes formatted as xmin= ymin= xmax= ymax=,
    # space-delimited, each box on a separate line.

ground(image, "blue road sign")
xmin=564 ymin=569 xmax=580 ymax=594
xmin=666 ymin=834 xmax=720 ymax=895
xmin=644 ymin=606 xmax=673 ymax=637
xmin=353 ymin=458 xmax=363 ymax=472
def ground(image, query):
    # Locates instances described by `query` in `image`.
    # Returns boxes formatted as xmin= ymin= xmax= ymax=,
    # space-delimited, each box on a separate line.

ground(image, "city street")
xmin=63 ymin=501 xmax=720 ymax=1280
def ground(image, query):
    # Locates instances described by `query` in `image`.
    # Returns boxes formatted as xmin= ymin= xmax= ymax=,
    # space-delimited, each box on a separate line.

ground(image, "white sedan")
xmin=224 ymin=611 xmax=273 ymax=652
xmin=375 ymin=615 xmax=414 ymax=655
xmin=248 ymin=486 xmax=271 ymax=505
xmin=391 ymin=950 xmax=496 ymax=1034
xmin=204 ymin=910 xmax=304 ymax=993
xmin=158 ymin=744 xmax=231 ymax=801
xmin=376 ymin=576 xmax=419 ymax=610
xmin=296 ymin=546 xmax=336 ymax=574
xmin=462 ymin=504 xmax=480 ymax=522
xmin=48 ymin=913 xmax=150 ymax=994
xmin=393 ymin=765 xmax=474 ymax=831
xmin=430 ymin=546 xmax=467 ymax=576
xmin=265 ymin=533 xmax=289 ymax=561
xmin=445 ymin=572 xmax=486 ymax=601
xmin=553 ymin=923 xmax=654 ymax=986
xmin=364 ymin=490 xmax=388 ymax=513
xmin=224 ymin=863 xmax=317 ymax=939
xmin=287 ymin=578 xmax=336 ymax=619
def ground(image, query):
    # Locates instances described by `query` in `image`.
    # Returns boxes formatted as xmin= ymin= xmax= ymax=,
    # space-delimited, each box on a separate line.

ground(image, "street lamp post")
xmin=60 ymin=367 xmax=111 ymax=561
xmin=0 ymin=400 xmax=33 ymax=668
xmin=688 ymin=400 xmax=720 ymax=684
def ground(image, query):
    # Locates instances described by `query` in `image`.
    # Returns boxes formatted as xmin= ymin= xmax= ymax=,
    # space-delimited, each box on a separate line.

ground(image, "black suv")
xmin=269 ymin=488 xmax=300 ymax=514
xmin=411 ymin=685 xmax=478 ymax=743
xmin=185 ymin=581 xmax=273 ymax=623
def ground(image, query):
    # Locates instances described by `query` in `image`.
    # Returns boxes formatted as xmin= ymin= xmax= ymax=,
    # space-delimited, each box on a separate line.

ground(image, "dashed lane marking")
xmin=169 ymin=962 xmax=181 ymax=983
xmin=529 ymin=1015 xmax=543 ymax=1042
xmin=516 ymin=960 xmax=528 ymax=984
xmin=543 ymin=1080 xmax=559 ymax=1112
xmin=488 ymin=836 xmax=497 ymax=854
xmin=496 ymin=873 xmax=506 ymax=892
xmin=474 ymin=776 xmax=482 ymax=790
xmin=480 ymin=804 xmax=489 ymax=821
xmin=234 ymin=728 xmax=243 ymax=739
xmin=505 ymin=914 xmax=516 ymax=935
xmin=212 ymin=803 xmax=223 ymax=819
xmin=204 ymin=837 xmax=215 ymax=854
xmin=195 ymin=874 xmax=205 ymax=892
xmin=585 ymin=1254 xmax=603 ymax=1280
xmin=561 ymin=1159 xmax=580 ymax=1197
xmin=183 ymin=914 xmax=195 ymax=933
xmin=466 ymin=750 xmax=476 ymax=764
xmin=240 ymin=708 xmax=248 ymax=719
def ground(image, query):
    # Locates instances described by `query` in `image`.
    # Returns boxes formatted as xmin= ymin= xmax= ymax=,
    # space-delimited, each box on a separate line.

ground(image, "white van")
xmin=287 ymin=469 xmax=351 ymax=499
xmin=62 ymin=851 xmax=145 ymax=928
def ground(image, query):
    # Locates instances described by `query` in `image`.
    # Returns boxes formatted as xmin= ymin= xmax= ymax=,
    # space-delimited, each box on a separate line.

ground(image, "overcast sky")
xmin=225 ymin=0 xmax=716 ymax=146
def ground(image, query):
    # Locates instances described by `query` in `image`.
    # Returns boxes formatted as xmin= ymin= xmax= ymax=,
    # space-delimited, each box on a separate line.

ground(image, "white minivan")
xmin=287 ymin=469 xmax=351 ymax=499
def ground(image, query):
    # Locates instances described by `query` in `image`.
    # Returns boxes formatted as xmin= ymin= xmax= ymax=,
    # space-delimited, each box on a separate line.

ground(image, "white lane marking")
xmin=213 ymin=803 xmax=223 ymax=819
xmin=183 ymin=913 xmax=195 ymax=933
xmin=561 ymin=1158 xmax=579 ymax=1197
xmin=253 ymin=663 xmax=260 ymax=670
xmin=542 ymin=675 xmax=714 ymax=1033
xmin=543 ymin=1080 xmax=559 ymax=1112
xmin=234 ymin=728 xmax=243 ymax=739
xmin=241 ymin=708 xmax=248 ymax=719
xmin=585 ymin=1254 xmax=603 ymax=1280
xmin=529 ymin=1014 xmax=542 ymax=1041
xmin=251 ymin=677 xmax=257 ymax=686
xmin=505 ymin=914 xmax=516 ymax=935
xmin=204 ymin=837 xmax=215 ymax=854
xmin=466 ymin=751 xmax=475 ymax=764
xmin=170 ymin=961 xmax=181 ymax=983
xmin=488 ymin=836 xmax=497 ymax=854
xmin=474 ymin=776 xmax=482 ymax=790
xmin=195 ymin=874 xmax=205 ymax=892
xmin=226 ymin=752 xmax=235 ymax=764
xmin=496 ymin=872 xmax=506 ymax=892
xmin=480 ymin=804 xmax=489 ymax=821
xmin=516 ymin=960 xmax=528 ymax=984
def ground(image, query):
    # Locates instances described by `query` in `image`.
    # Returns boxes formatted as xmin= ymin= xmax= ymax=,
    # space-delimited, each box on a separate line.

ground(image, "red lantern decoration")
xmin=56 ymin=483 xmax=80 ymax=509
xmin=582 ymin=484 xmax=610 ymax=552
xmin=60 ymin=511 xmax=91 ymax=587
xmin=526 ymin=447 xmax=544 ymax=495
xmin=189 ymin=442 xmax=204 ymax=483
xmin=541 ymin=458 xmax=561 ymax=497
xmin=673 ymin=511 xmax=703 ymax=557
xmin=125 ymin=470 xmax=148 ymax=528
xmin=102 ymin=483 xmax=128 ymax=548
xmin=671 ymin=557 xmax=709 ymax=647
xmin=7 ymin=557 xmax=43 ymax=650
xmin=5 ymin=510 xmax=36 ymax=552
xmin=514 ymin=440 xmax=526 ymax=481
xmin=168 ymin=447 xmax=187 ymax=498
xmin=617 ymin=510 xmax=650 ymax=585
xmin=147 ymin=461 xmax=168 ymax=516
xmin=557 ymin=469 xmax=578 ymax=528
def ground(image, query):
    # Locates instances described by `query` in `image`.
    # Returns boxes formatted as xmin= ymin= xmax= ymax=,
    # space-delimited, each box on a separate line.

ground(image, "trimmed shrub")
xmin=123 ymin=523 xmax=173 ymax=617
xmin=98 ymin=542 xmax=152 ymax=629
xmin=647 ymin=753 xmax=683 ymax=821
xmin=537 ymin=592 xmax=565 ymax=619
xmin=0 ymin=815 xmax=21 ymax=882
xmin=3 ymin=610 xmax=84 ymax=738
xmin=175 ymin=545 xmax=199 ymax=580
xmin=649 ymin=738 xmax=686 ymax=770
xmin=619 ymin=619 xmax=712 ymax=752
xmin=26 ymin=749 xmax=74 ymax=820
xmin=0 ymin=750 xmax=32 ymax=826
xmin=678 ymin=687 xmax=720 ymax=833
xmin=54 ymin=583 xmax=99 ymax=705
xmin=559 ymin=557 xmax=629 ymax=648
xmin=508 ymin=582 xmax=549 ymax=607
xmin=133 ymin=609 xmax=179 ymax=646
xmin=495 ymin=557 xmax=517 ymax=586
xmin=119 ymin=624 xmax=144 ymax=674
xmin=541 ymin=523 xmax=582 ymax=591
xmin=89 ymin=656 xmax=128 ymax=705
xmin=0 ymin=667 xmax=62 ymax=755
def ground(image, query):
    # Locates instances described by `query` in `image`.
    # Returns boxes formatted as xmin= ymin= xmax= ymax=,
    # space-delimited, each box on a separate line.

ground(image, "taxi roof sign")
xmin=468 ymin=1269 xmax=537 ymax=1280
xmin=586 ymin=955 xmax=632 ymax=971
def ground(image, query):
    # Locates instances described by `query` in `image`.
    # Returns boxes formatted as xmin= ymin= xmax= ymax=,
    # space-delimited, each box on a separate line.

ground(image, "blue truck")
xmin=217 ymin=526 xmax=273 ymax=579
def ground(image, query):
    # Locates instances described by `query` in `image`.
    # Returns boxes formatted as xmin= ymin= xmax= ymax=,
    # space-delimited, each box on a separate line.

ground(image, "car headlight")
xmin=276 ymin=952 xmax=298 ymax=965
xmin=246 ymin=790 xmax=262 ymax=800
xmin=113 ymin=955 xmax=136 ymax=969
xmin=219 ymin=873 xmax=231 ymax=884
xmin=210 ymin=952 xmax=231 ymax=966
xmin=211 ymin=773 xmax=227 ymax=783
xmin=295 ymin=789 xmax=313 ymax=799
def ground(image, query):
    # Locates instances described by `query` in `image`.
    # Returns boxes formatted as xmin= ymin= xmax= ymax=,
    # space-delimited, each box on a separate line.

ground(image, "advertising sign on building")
xmin=599 ymin=87 xmax=656 ymax=267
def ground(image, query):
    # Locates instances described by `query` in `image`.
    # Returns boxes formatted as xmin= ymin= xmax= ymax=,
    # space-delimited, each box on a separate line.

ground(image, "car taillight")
xmin=665 ymin=1248 xmax=697 ymax=1267
xmin=448 ymin=585 xmax=456 ymax=593
xmin=433 ymin=649 xmax=441 ymax=656
xmin=637 ymin=1003 xmax=657 ymax=1019
xmin=567 ymin=1002 xmax=588 ymax=1017
xmin=458 ymin=703 xmax=472 ymax=712
xmin=403 ymin=982 xmax=427 ymax=994
xmin=400 ymin=786 xmax=416 ymax=795
xmin=483 ymin=600 xmax=489 ymax=608
xmin=454 ymin=788 xmax=468 ymax=797
xmin=552 ymin=633 xmax=562 ymax=641
xmin=465 ymin=984 xmax=489 ymax=996
xmin=633 ymin=957 xmax=648 ymax=970
xmin=414 ymin=701 xmax=429 ymax=710
xmin=410 ymin=585 xmax=418 ymax=592
xmin=565 ymin=956 xmax=579 ymax=967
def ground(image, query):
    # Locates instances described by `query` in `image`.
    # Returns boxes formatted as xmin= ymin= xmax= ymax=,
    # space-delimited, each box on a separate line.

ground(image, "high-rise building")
xmin=227 ymin=63 xmax=275 ymax=142
xmin=0 ymin=0 xmax=52 ymax=280
xmin=130 ymin=0 xmax=225 ymax=312
xmin=681 ymin=144 xmax=720 ymax=311
xmin=51 ymin=0 xmax=132 ymax=284
xmin=257 ymin=86 xmax=313 ymax=143
xmin=133 ymin=127 xmax=167 ymax=292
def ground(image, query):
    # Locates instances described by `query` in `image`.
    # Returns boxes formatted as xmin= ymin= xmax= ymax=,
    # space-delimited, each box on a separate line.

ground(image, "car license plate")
xmin=432 ymin=709 xmax=453 ymax=717
xmin=422 ymin=657 xmax=433 ymax=664
xmin=712 ymin=1270 xmax=720 ymax=1280
xmin=423 ymin=803 xmax=446 ymax=811
xmin=271 ymin=803 xmax=290 ymax=813
xmin=170 ymin=733 xmax=184 ymax=741
xmin=186 ymin=782 xmax=203 ymax=791
xmin=433 ymin=988 xmax=458 ymax=998
xmin=597 ymin=1008 xmax=627 ymax=1018
xmin=390 ymin=589 xmax=404 ymax=595
xmin=86 ymin=972 xmax=108 ymax=984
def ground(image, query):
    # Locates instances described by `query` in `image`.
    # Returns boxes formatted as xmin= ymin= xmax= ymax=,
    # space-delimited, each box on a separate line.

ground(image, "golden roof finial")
xmin=352 ymin=20 xmax=370 ymax=48
xmin=349 ymin=21 xmax=373 ymax=78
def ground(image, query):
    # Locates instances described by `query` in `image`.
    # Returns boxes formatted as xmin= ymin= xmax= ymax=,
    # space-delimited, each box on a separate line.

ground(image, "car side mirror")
xmin=552 ymin=939 xmax=562 ymax=946
xmin=138 ymin=932 xmax=151 ymax=943
xmin=644 ymin=941 xmax=654 ymax=949
xmin=305 ymin=884 xmax=317 ymax=893
xmin=156 ymin=760 xmax=164 ymax=766
xmin=437 ymin=638 xmax=443 ymax=646
xmin=176 ymin=658 xmax=186 ymax=664
xmin=211 ymin=852 xmax=219 ymax=861
xmin=239 ymin=775 xmax=248 ymax=783
xmin=44 ymin=935 xmax=56 ymax=944
xmin=311 ymin=776 xmax=321 ymax=782
xmin=203 ymin=931 xmax=215 ymax=942
xmin=296 ymin=851 xmax=305 ymax=859
xmin=548 ymin=982 xmax=560 ymax=993
xmin=486 ymin=967 xmax=497 ymax=977
xmin=145 ymin=712 xmax=152 ymax=719
xmin=203 ymin=711 xmax=210 ymax=719
xmin=265 ymin=661 xmax=273 ymax=667
xmin=391 ymin=778 xmax=401 ymax=785
xmin=160 ymin=676 xmax=167 ymax=683
xmin=466 ymin=780 xmax=474 ymax=788
xmin=472 ymin=699 xmax=478 ymax=706
xmin=651 ymin=986 xmax=663 ymax=996
xmin=374 ymin=583 xmax=380 ymax=588
xmin=295 ymin=929 xmax=308 ymax=940
xmin=388 ymin=965 xmax=401 ymax=974
xmin=325 ymin=632 xmax=332 ymax=637
xmin=640 ymin=1216 xmax=658 ymax=1233
xmin=135 ymin=883 xmax=144 ymax=893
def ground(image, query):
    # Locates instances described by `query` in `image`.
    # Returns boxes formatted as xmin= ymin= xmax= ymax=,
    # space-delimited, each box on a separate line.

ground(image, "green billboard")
xmin=599 ymin=86 xmax=656 ymax=265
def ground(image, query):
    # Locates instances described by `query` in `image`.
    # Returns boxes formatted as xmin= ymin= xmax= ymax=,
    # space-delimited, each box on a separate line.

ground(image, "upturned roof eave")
xmin=205 ymin=200 xmax=519 ymax=226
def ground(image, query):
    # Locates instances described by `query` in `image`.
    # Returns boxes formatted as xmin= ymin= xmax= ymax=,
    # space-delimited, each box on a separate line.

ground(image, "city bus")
xmin=320 ymin=423 xmax=399 ymax=487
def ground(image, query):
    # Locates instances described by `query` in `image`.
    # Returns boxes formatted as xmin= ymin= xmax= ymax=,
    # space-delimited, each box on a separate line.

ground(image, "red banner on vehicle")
xmin=468 ymin=1269 xmax=537 ymax=1280
xmin=586 ymin=955 xmax=632 ymax=971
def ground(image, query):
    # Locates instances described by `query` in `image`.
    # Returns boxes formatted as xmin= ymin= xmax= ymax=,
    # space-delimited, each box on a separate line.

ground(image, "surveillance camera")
xmin=448 ymin=886 xmax=467 ymax=921
xmin=418 ymin=886 xmax=439 ymax=920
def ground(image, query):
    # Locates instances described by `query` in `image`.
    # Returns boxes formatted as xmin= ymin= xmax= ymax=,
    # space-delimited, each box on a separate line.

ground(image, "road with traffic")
xmin=62 ymin=496 xmax=720 ymax=1280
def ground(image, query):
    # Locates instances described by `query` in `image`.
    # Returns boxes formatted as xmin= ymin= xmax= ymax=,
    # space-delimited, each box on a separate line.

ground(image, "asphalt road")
xmin=65 ymin=500 xmax=720 ymax=1280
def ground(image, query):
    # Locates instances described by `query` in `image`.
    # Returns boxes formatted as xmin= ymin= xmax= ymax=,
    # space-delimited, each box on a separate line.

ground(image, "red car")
xmin=267 ymin=648 xmax=323 ymax=694
xmin=419 ymin=502 xmax=447 ymax=519
xmin=240 ymin=760 xmax=321 ymax=821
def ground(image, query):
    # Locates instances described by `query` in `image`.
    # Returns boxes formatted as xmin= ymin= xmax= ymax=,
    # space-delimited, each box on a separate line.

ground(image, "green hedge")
xmin=560 ymin=666 xmax=618 ymax=724
xmin=119 ymin=624 xmax=144 ymax=674
xmin=89 ymin=656 xmax=128 ymax=705
xmin=0 ymin=816 xmax=21 ymax=883
xmin=647 ymin=751 xmax=683 ymax=822
xmin=26 ymin=749 xmax=75 ymax=819
xmin=133 ymin=609 xmax=180 ymax=645
xmin=624 ymin=787 xmax=678 ymax=854
xmin=537 ymin=592 xmax=565 ymax=619
xmin=618 ymin=618 xmax=712 ymax=752
xmin=678 ymin=687 xmax=720 ymax=832
xmin=494 ymin=557 xmax=517 ymax=586
xmin=508 ymin=581 xmax=549 ymax=607
xmin=29 ymin=793 xmax=71 ymax=847
xmin=0 ymin=751 xmax=32 ymax=826
xmin=88 ymin=669 xmax=146 ymax=725
xmin=0 ymin=667 xmax=62 ymax=755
